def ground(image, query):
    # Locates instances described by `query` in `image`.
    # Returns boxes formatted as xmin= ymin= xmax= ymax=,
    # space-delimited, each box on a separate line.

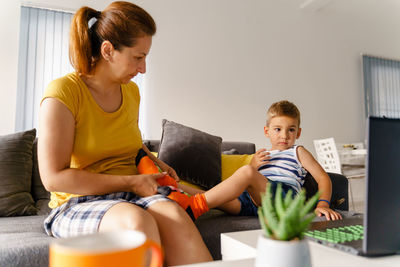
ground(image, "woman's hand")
xmin=130 ymin=173 xmax=167 ymax=197
xmin=315 ymin=203 xmax=343 ymax=221
xmin=157 ymin=161 xmax=180 ymax=182
xmin=250 ymin=148 xmax=271 ymax=169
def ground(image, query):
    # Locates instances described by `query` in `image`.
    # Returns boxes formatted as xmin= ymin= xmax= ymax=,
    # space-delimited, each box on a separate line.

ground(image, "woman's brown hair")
xmin=69 ymin=1 xmax=156 ymax=75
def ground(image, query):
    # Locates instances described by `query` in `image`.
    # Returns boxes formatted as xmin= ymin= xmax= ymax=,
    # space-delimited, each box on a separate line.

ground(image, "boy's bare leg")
xmin=203 ymin=165 xmax=268 ymax=212
xmin=176 ymin=166 xmax=267 ymax=215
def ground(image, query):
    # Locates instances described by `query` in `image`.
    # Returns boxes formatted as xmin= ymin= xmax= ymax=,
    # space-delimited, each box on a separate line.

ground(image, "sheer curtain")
xmin=16 ymin=6 xmax=147 ymax=137
xmin=363 ymin=55 xmax=400 ymax=118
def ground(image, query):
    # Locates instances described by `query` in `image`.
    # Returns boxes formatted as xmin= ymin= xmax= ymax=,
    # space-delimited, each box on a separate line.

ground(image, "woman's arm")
xmin=297 ymin=146 xmax=342 ymax=220
xmin=38 ymin=98 xmax=161 ymax=197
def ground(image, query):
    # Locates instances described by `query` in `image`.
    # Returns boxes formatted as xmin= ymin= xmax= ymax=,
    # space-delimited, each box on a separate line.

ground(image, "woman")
xmin=38 ymin=1 xmax=212 ymax=265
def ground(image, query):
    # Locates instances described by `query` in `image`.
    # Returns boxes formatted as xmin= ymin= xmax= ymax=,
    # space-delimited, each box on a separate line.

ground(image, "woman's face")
xmin=107 ymin=35 xmax=152 ymax=84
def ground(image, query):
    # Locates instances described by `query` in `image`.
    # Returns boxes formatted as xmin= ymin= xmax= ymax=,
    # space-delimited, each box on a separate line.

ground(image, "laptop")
xmin=305 ymin=117 xmax=400 ymax=256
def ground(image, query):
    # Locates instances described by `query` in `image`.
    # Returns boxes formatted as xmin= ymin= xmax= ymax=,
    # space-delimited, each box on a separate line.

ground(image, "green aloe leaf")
xmin=284 ymin=190 xmax=305 ymax=222
xmin=258 ymin=208 xmax=272 ymax=238
xmin=262 ymin=185 xmax=279 ymax=235
xmin=297 ymin=213 xmax=316 ymax=238
xmin=283 ymin=189 xmax=293 ymax=209
xmin=275 ymin=183 xmax=285 ymax=220
xmin=258 ymin=182 xmax=320 ymax=241
xmin=300 ymin=191 xmax=320 ymax=218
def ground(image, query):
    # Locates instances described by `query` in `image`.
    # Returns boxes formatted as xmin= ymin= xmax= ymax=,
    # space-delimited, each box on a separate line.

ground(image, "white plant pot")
xmin=255 ymin=235 xmax=311 ymax=267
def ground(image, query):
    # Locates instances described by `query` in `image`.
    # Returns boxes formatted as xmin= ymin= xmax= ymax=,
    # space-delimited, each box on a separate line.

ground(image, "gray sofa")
xmin=0 ymin=138 xmax=349 ymax=266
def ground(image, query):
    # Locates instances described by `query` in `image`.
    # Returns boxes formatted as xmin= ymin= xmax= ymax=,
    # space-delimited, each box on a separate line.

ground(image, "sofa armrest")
xmin=303 ymin=172 xmax=349 ymax=211
xmin=143 ymin=140 xmax=256 ymax=155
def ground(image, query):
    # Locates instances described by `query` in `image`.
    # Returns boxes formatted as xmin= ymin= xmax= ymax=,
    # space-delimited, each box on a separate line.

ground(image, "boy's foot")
xmin=158 ymin=187 xmax=209 ymax=221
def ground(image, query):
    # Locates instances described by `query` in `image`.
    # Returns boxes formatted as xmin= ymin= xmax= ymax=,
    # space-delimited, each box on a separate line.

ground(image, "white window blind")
xmin=363 ymin=55 xmax=400 ymax=119
xmin=16 ymin=6 xmax=73 ymax=131
xmin=16 ymin=6 xmax=147 ymax=137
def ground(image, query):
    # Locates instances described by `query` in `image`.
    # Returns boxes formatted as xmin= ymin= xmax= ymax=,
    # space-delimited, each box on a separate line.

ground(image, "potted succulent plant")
xmin=255 ymin=183 xmax=320 ymax=267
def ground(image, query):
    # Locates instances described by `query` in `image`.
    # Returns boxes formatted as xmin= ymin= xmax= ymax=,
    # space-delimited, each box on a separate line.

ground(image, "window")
xmin=16 ymin=6 xmax=73 ymax=132
xmin=363 ymin=55 xmax=400 ymax=118
xmin=16 ymin=6 xmax=146 ymax=137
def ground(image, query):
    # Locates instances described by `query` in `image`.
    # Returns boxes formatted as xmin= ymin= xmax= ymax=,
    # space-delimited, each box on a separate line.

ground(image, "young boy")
xmin=139 ymin=100 xmax=342 ymax=221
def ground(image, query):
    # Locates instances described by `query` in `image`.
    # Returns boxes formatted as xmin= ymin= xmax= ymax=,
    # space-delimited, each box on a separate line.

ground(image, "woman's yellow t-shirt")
xmin=41 ymin=72 xmax=143 ymax=208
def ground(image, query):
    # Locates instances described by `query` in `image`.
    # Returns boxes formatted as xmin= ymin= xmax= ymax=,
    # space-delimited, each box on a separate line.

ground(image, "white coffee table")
xmin=175 ymin=229 xmax=400 ymax=267
xmin=221 ymin=229 xmax=400 ymax=267
xmin=171 ymin=258 xmax=254 ymax=267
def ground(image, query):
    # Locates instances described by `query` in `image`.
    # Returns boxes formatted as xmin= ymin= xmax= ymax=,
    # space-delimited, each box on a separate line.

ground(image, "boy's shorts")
xmin=238 ymin=180 xmax=295 ymax=217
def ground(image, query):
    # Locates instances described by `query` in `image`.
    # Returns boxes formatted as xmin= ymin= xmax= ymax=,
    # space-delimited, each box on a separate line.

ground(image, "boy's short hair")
xmin=266 ymin=100 xmax=301 ymax=126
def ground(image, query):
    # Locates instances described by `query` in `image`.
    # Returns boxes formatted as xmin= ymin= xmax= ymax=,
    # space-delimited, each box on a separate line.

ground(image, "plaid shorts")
xmin=44 ymin=191 xmax=170 ymax=238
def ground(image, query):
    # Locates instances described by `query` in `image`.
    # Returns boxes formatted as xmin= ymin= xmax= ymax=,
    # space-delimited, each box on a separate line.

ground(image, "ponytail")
xmin=69 ymin=1 xmax=156 ymax=76
xmin=69 ymin=7 xmax=101 ymax=75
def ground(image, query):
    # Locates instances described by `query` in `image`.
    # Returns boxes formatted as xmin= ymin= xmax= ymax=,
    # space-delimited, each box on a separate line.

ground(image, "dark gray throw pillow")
xmin=0 ymin=129 xmax=38 ymax=216
xmin=158 ymin=120 xmax=222 ymax=189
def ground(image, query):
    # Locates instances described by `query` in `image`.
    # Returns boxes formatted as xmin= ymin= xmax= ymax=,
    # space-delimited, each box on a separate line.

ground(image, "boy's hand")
xmin=157 ymin=161 xmax=180 ymax=182
xmin=250 ymin=148 xmax=271 ymax=169
xmin=315 ymin=205 xmax=343 ymax=221
xmin=165 ymin=166 xmax=180 ymax=182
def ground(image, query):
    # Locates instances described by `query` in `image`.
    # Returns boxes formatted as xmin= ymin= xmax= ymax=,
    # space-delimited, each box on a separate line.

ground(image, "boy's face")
xmin=264 ymin=116 xmax=301 ymax=150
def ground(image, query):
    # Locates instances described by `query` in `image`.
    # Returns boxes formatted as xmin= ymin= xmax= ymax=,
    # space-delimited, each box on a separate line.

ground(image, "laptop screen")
xmin=364 ymin=117 xmax=400 ymax=255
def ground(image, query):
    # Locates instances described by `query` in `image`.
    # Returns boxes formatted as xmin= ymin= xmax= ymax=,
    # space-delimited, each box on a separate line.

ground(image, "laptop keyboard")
xmin=305 ymin=225 xmax=364 ymax=243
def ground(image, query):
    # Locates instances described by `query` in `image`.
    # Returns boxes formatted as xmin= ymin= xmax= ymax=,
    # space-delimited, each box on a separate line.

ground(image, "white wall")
xmin=143 ymin=0 xmax=400 ymax=151
xmin=2 ymin=0 xmax=400 ymax=153
xmin=0 ymin=1 xmax=20 ymax=135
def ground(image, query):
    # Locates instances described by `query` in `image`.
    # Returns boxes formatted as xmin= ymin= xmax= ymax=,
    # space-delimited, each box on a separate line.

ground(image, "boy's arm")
xmin=297 ymin=146 xmax=342 ymax=220
xmin=141 ymin=144 xmax=180 ymax=182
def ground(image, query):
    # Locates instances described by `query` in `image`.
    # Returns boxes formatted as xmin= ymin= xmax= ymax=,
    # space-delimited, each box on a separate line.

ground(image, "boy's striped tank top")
xmin=258 ymin=145 xmax=307 ymax=193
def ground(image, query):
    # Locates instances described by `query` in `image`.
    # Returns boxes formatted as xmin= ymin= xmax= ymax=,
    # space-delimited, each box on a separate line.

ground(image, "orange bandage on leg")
xmin=135 ymin=149 xmax=209 ymax=220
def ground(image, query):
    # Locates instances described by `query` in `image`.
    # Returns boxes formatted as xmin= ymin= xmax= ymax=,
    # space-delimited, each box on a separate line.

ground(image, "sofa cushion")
xmin=0 ymin=215 xmax=52 ymax=267
xmin=221 ymin=154 xmax=254 ymax=180
xmin=0 ymin=129 xmax=38 ymax=216
xmin=158 ymin=119 xmax=222 ymax=189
